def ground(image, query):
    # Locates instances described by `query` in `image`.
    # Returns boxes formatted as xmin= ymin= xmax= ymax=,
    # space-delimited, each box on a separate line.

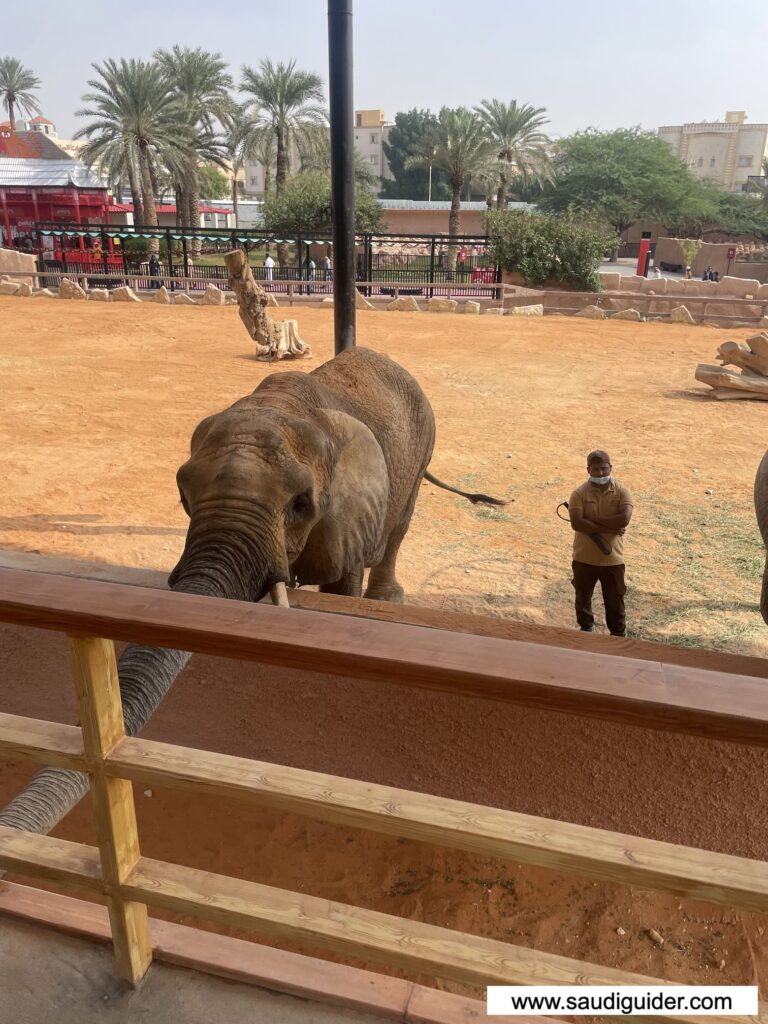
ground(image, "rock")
xmin=611 ymin=308 xmax=642 ymax=321
xmin=112 ymin=285 xmax=140 ymax=303
xmin=355 ymin=288 xmax=376 ymax=310
xmin=387 ymin=296 xmax=420 ymax=312
xmin=721 ymin=276 xmax=760 ymax=299
xmin=705 ymin=488 xmax=713 ymax=495
xmin=670 ymin=304 xmax=696 ymax=324
xmin=483 ymin=307 xmax=504 ymax=315
xmin=173 ymin=292 xmax=196 ymax=305
xmin=88 ymin=288 xmax=111 ymax=301
xmin=33 ymin=288 xmax=57 ymax=298
xmin=574 ymin=304 xmax=606 ymax=320
xmin=616 ymin=927 xmax=626 ymax=936
xmin=16 ymin=282 xmax=32 ymax=297
xmin=648 ymin=300 xmax=671 ymax=315
xmin=641 ymin=277 xmax=667 ymax=294
xmin=225 ymin=296 xmax=238 ymax=305
xmin=598 ymin=272 xmax=622 ymax=291
xmin=154 ymin=285 xmax=171 ymax=304
xmin=58 ymin=277 xmax=87 ymax=300
xmin=202 ymin=283 xmax=225 ymax=305
xmin=619 ymin=274 xmax=646 ymax=292
xmin=427 ymin=297 xmax=458 ymax=314
xmin=0 ymin=280 xmax=21 ymax=295
xmin=647 ymin=929 xmax=665 ymax=947
xmin=705 ymin=301 xmax=762 ymax=320
xmin=463 ymin=301 xmax=481 ymax=315
xmin=321 ymin=297 xmax=334 ymax=306
xmin=508 ymin=303 xmax=543 ymax=316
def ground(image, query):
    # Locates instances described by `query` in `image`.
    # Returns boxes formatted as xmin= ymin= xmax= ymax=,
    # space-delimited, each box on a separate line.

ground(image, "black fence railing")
xmin=32 ymin=223 xmax=500 ymax=298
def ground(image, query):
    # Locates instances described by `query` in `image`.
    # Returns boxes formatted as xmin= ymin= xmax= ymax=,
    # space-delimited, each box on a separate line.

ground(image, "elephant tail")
xmin=424 ymin=470 xmax=509 ymax=506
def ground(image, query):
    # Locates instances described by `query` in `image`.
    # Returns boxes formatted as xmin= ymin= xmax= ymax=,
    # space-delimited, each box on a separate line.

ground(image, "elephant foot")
xmin=364 ymin=580 xmax=406 ymax=604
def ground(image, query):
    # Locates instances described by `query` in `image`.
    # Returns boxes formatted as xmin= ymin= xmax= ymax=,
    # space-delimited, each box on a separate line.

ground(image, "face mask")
xmin=589 ymin=474 xmax=611 ymax=485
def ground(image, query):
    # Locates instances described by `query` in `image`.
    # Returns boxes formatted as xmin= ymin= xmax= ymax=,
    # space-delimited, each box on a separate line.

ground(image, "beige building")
xmin=658 ymin=111 xmax=768 ymax=192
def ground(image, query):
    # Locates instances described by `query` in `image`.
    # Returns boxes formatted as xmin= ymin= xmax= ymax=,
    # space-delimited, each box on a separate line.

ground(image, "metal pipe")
xmin=328 ymin=0 xmax=356 ymax=352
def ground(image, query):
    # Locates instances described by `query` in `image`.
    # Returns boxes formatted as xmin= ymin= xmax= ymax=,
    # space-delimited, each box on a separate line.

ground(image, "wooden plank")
xmin=2 ymin=569 xmax=768 ymax=746
xmin=69 ymin=636 xmax=152 ymax=985
xmin=0 ymin=824 xmax=102 ymax=889
xmin=108 ymin=736 xmax=768 ymax=913
xmin=0 ymin=713 xmax=85 ymax=769
xmin=123 ymin=856 xmax=765 ymax=1024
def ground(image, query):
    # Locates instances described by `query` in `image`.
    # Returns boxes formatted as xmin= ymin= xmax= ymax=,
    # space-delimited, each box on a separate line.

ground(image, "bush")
xmin=487 ymin=210 xmax=617 ymax=292
xmin=264 ymin=171 xmax=385 ymax=235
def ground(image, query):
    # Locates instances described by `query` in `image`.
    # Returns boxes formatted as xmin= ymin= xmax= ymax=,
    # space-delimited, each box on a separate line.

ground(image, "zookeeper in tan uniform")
xmin=568 ymin=450 xmax=633 ymax=636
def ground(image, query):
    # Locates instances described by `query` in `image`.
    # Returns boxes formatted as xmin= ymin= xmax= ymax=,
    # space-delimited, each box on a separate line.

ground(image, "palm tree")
xmin=239 ymin=58 xmax=326 ymax=194
xmin=76 ymin=58 xmax=190 ymax=245
xmin=154 ymin=47 xmax=233 ymax=235
xmin=474 ymin=99 xmax=550 ymax=209
xmin=0 ymin=57 xmax=41 ymax=132
xmin=297 ymin=122 xmax=378 ymax=188
xmin=407 ymin=107 xmax=492 ymax=267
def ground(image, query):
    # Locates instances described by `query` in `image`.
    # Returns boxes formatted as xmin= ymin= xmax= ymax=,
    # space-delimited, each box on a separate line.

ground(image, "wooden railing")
xmin=0 ymin=567 xmax=767 ymax=1021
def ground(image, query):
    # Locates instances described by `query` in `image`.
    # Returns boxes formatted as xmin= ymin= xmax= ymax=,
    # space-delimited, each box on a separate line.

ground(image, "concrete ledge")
xmin=0 ymin=883 xmax=536 ymax=1023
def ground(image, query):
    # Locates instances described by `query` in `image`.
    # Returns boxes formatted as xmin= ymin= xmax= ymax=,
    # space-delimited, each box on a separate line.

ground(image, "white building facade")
xmin=658 ymin=111 xmax=768 ymax=192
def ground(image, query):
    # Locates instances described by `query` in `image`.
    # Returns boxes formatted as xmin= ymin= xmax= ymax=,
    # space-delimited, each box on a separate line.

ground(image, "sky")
xmin=5 ymin=0 xmax=768 ymax=140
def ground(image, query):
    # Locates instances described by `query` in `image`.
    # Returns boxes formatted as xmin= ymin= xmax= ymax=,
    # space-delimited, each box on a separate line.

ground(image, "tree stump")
xmin=695 ymin=333 xmax=768 ymax=400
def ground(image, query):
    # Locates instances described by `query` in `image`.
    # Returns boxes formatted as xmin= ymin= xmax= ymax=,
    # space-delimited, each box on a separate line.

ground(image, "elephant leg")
xmin=365 ymin=477 xmax=423 ymax=603
xmin=320 ymin=565 xmax=364 ymax=598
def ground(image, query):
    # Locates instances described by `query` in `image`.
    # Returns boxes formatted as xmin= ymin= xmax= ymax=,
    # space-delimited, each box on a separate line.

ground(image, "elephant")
xmin=755 ymin=450 xmax=768 ymax=623
xmin=0 ymin=346 xmax=504 ymax=837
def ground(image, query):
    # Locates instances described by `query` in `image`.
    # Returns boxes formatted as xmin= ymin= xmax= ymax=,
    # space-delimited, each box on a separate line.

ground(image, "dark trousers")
xmin=571 ymin=561 xmax=626 ymax=635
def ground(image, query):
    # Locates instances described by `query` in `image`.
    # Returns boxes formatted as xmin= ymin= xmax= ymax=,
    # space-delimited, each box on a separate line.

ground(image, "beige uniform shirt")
xmin=569 ymin=478 xmax=633 ymax=566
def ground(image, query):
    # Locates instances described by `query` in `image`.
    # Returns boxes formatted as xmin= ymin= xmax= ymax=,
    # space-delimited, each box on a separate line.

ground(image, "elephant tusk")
xmin=269 ymin=582 xmax=290 ymax=608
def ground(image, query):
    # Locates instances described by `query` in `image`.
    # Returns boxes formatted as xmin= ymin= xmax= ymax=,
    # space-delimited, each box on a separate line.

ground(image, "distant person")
xmin=712 ymin=270 xmax=720 ymax=283
xmin=307 ymin=257 xmax=316 ymax=295
xmin=702 ymin=266 xmax=712 ymax=281
xmin=323 ymin=253 xmax=332 ymax=281
xmin=264 ymin=254 xmax=275 ymax=282
xmin=148 ymin=252 xmax=161 ymax=289
xmin=568 ymin=450 xmax=633 ymax=637
xmin=685 ymin=266 xmax=693 ymax=279
xmin=652 ymin=265 xmax=662 ymax=279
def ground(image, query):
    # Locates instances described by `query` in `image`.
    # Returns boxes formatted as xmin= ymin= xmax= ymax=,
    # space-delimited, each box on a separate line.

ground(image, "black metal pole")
xmin=328 ymin=0 xmax=355 ymax=352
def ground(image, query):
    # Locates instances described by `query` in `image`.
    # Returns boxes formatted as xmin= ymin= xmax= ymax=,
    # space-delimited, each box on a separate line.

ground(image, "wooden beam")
xmin=69 ymin=636 xmax=152 ymax=985
xmin=0 ymin=713 xmax=85 ymax=769
xmin=123 ymin=856 xmax=765 ymax=1024
xmin=2 ymin=568 xmax=768 ymax=746
xmin=0 ymin=824 xmax=102 ymax=890
xmin=107 ymin=736 xmax=768 ymax=914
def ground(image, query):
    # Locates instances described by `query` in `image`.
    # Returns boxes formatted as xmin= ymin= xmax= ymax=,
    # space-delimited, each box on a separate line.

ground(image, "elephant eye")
xmin=288 ymin=492 xmax=313 ymax=520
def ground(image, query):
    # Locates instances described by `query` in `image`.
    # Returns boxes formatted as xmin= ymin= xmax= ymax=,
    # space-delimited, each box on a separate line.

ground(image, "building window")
xmin=369 ymin=154 xmax=377 ymax=164
xmin=710 ymin=157 xmax=716 ymax=168
xmin=738 ymin=156 xmax=753 ymax=167
xmin=250 ymin=176 xmax=258 ymax=186
xmin=370 ymin=133 xmax=377 ymax=144
xmin=697 ymin=157 xmax=703 ymax=167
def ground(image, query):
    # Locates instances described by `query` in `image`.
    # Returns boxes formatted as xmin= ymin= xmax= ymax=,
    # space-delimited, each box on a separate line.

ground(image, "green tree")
xmin=381 ymin=109 xmax=450 ymax=200
xmin=0 ymin=57 xmax=40 ymax=132
xmin=263 ymin=170 xmax=384 ymax=235
xmin=474 ymin=99 xmax=551 ymax=209
xmin=239 ymin=58 xmax=326 ymax=194
xmin=198 ymin=165 xmax=230 ymax=199
xmin=541 ymin=128 xmax=717 ymax=237
xmin=406 ymin=107 xmax=493 ymax=266
xmin=76 ymin=58 xmax=190 ymax=242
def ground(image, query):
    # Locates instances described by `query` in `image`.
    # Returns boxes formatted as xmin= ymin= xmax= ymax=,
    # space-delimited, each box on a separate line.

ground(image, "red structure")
xmin=0 ymin=132 xmax=109 ymax=248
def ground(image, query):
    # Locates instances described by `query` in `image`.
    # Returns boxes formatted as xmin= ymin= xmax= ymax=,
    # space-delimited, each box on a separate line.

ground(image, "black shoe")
xmin=579 ymin=626 xmax=594 ymax=632
xmin=610 ymin=631 xmax=626 ymax=637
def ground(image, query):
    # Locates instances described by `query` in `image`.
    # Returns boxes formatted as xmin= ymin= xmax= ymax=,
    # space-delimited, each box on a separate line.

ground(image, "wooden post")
xmin=68 ymin=635 xmax=152 ymax=985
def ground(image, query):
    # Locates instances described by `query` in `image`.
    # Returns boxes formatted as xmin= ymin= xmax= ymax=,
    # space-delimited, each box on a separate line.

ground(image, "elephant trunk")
xmin=0 ymin=516 xmax=285 ymax=837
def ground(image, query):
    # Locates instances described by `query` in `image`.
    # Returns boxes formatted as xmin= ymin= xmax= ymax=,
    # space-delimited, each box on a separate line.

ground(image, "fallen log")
xmin=695 ymin=363 xmax=768 ymax=394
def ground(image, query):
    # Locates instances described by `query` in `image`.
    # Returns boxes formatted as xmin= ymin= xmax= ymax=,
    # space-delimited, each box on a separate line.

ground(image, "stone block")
xmin=598 ymin=272 xmax=622 ymax=291
xmin=202 ymin=283 xmax=225 ymax=305
xmin=386 ymin=296 xmax=420 ymax=311
xmin=0 ymin=280 xmax=20 ymax=295
xmin=173 ymin=292 xmax=196 ymax=305
xmin=154 ymin=286 xmax=171 ymax=304
xmin=33 ymin=288 xmax=57 ymax=298
xmin=483 ymin=307 xmax=504 ymax=315
xmin=611 ymin=308 xmax=642 ymax=321
xmin=704 ymin=301 xmax=762 ymax=319
xmin=758 ymin=283 xmax=768 ymax=300
xmin=508 ymin=303 xmax=543 ymax=316
xmin=620 ymin=275 xmax=645 ymax=292
xmin=574 ymin=304 xmax=606 ymax=319
xmin=112 ymin=285 xmax=140 ymax=303
xmin=58 ymin=277 xmax=86 ymax=300
xmin=427 ymin=297 xmax=458 ymax=313
xmin=648 ymin=300 xmax=671 ymax=315
xmin=678 ymin=281 xmax=701 ymax=296
xmin=16 ymin=282 xmax=32 ymax=297
xmin=641 ymin=277 xmax=667 ymax=294
xmin=601 ymin=296 xmax=635 ymax=311
xmin=463 ymin=301 xmax=480 ymax=314
xmin=720 ymin=276 xmax=760 ymax=298
xmin=355 ymin=288 xmax=375 ymax=310
xmin=88 ymin=288 xmax=111 ymax=301
xmin=670 ymin=304 xmax=696 ymax=324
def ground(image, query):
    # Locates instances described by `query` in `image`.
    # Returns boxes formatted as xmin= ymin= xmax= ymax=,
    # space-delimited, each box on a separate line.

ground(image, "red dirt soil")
xmin=1 ymin=300 xmax=767 ymax=995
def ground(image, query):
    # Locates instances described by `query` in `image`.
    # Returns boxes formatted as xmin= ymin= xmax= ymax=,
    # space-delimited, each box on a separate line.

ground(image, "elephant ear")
xmin=297 ymin=410 xmax=389 ymax=581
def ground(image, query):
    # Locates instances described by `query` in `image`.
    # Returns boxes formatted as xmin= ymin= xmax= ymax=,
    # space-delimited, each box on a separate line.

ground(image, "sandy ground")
xmin=1 ymin=299 xmax=768 ymax=995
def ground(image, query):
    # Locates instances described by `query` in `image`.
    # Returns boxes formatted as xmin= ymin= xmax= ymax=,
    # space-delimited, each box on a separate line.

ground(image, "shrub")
xmin=487 ymin=210 xmax=617 ymax=292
